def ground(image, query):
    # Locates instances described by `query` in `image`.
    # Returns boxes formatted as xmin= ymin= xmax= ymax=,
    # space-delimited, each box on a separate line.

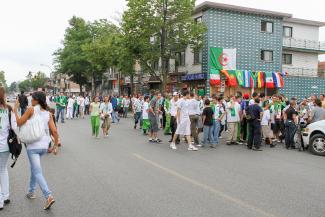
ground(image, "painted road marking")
xmin=133 ymin=153 xmax=279 ymax=217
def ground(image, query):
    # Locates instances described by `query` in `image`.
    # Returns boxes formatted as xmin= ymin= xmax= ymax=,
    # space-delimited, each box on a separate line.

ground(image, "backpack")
xmin=246 ymin=105 xmax=256 ymax=121
xmin=7 ymin=107 xmax=22 ymax=168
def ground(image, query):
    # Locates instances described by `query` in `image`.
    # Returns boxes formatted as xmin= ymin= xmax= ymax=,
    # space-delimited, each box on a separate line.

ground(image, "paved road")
xmin=3 ymin=117 xmax=325 ymax=217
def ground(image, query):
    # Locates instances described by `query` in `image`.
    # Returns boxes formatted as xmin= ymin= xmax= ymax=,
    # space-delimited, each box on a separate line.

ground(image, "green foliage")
xmin=31 ymin=71 xmax=48 ymax=90
xmin=18 ymin=80 xmax=31 ymax=92
xmin=9 ymin=82 xmax=18 ymax=93
xmin=0 ymin=71 xmax=7 ymax=87
xmin=122 ymin=0 xmax=207 ymax=87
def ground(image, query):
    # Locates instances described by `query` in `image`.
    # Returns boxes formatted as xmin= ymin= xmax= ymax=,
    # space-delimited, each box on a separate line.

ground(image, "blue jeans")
xmin=56 ymin=107 xmax=65 ymax=123
xmin=213 ymin=121 xmax=221 ymax=144
xmin=134 ymin=112 xmax=142 ymax=127
xmin=112 ymin=111 xmax=118 ymax=123
xmin=203 ymin=125 xmax=216 ymax=146
xmin=27 ymin=149 xmax=52 ymax=199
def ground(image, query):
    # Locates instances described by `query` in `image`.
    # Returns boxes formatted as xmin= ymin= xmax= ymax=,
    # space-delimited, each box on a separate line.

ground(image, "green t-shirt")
xmin=55 ymin=96 xmax=67 ymax=108
xmin=90 ymin=102 xmax=100 ymax=116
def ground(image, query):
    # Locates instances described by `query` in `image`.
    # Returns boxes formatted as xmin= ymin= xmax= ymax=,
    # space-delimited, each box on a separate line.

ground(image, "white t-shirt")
xmin=100 ymin=102 xmax=113 ymax=117
xmin=79 ymin=97 xmax=85 ymax=107
xmin=261 ymin=109 xmax=270 ymax=126
xmin=226 ymin=102 xmax=241 ymax=123
xmin=188 ymin=99 xmax=200 ymax=115
xmin=27 ymin=106 xmax=51 ymax=150
xmin=177 ymin=98 xmax=190 ymax=120
xmin=67 ymin=98 xmax=74 ymax=108
xmin=249 ymin=99 xmax=255 ymax=106
xmin=214 ymin=104 xmax=225 ymax=120
xmin=0 ymin=108 xmax=17 ymax=152
xmin=169 ymin=99 xmax=178 ymax=117
xmin=142 ymin=102 xmax=149 ymax=119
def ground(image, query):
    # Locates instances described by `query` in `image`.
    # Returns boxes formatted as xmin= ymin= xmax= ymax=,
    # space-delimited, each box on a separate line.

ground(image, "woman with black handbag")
xmin=0 ymin=87 xmax=17 ymax=211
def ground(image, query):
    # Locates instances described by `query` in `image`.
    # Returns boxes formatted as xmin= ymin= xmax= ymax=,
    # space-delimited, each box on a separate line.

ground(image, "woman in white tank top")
xmin=13 ymin=91 xmax=59 ymax=210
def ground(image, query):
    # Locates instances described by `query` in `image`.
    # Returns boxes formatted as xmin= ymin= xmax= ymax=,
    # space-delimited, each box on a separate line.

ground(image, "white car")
xmin=302 ymin=120 xmax=325 ymax=156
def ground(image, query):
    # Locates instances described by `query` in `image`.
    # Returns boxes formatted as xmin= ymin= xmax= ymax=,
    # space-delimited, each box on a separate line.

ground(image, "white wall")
xmin=283 ymin=22 xmax=319 ymax=41
xmin=282 ymin=50 xmax=319 ymax=76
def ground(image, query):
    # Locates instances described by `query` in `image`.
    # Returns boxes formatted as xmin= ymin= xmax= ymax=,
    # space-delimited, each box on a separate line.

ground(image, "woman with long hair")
xmin=13 ymin=91 xmax=59 ymax=210
xmin=0 ymin=87 xmax=17 ymax=211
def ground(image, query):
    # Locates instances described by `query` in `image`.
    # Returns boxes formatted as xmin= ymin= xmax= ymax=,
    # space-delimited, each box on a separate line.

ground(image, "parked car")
xmin=302 ymin=120 xmax=325 ymax=156
xmin=6 ymin=95 xmax=17 ymax=103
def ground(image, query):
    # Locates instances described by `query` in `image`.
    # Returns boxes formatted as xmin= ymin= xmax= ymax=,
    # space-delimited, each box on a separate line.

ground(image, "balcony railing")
xmin=282 ymin=67 xmax=319 ymax=77
xmin=283 ymin=37 xmax=325 ymax=51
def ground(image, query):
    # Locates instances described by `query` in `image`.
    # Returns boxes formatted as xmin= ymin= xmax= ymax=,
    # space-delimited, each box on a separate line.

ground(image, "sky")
xmin=0 ymin=0 xmax=324 ymax=84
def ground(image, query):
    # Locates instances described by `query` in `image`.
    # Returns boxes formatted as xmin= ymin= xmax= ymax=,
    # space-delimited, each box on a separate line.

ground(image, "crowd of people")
xmin=1 ymin=87 xmax=325 ymax=213
xmin=128 ymin=91 xmax=325 ymax=152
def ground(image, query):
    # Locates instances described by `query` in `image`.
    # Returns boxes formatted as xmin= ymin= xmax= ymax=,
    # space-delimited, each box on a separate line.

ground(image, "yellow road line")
xmin=133 ymin=153 xmax=279 ymax=217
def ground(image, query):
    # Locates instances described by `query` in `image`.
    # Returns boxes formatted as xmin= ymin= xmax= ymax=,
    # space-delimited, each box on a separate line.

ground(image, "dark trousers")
xmin=219 ymin=124 xmax=224 ymax=137
xmin=134 ymin=112 xmax=142 ymax=127
xmin=20 ymin=107 xmax=27 ymax=116
xmin=85 ymin=105 xmax=90 ymax=115
xmin=190 ymin=115 xmax=199 ymax=145
xmin=241 ymin=118 xmax=248 ymax=141
xmin=285 ymin=121 xmax=297 ymax=148
xmin=247 ymin=120 xmax=262 ymax=149
xmin=170 ymin=116 xmax=178 ymax=141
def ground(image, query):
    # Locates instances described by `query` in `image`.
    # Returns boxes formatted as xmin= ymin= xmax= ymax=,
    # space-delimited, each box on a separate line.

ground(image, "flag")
xmin=210 ymin=68 xmax=221 ymax=85
xmin=250 ymin=71 xmax=258 ymax=88
xmin=210 ymin=47 xmax=236 ymax=70
xmin=222 ymin=70 xmax=238 ymax=87
xmin=257 ymin=71 xmax=265 ymax=88
xmin=243 ymin=70 xmax=251 ymax=88
xmin=235 ymin=70 xmax=244 ymax=87
xmin=265 ymin=72 xmax=274 ymax=88
xmin=272 ymin=72 xmax=284 ymax=88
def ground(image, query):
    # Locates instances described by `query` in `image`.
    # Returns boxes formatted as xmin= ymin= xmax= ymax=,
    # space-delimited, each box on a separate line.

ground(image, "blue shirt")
xmin=111 ymin=97 xmax=118 ymax=109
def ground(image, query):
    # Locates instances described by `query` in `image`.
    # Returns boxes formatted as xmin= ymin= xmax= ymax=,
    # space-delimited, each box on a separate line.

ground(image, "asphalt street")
xmin=2 ymin=116 xmax=325 ymax=217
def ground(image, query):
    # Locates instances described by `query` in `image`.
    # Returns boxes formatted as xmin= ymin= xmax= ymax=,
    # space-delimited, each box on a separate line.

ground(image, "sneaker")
xmin=4 ymin=200 xmax=10 ymax=205
xmin=219 ymin=136 xmax=223 ymax=139
xmin=188 ymin=145 xmax=198 ymax=151
xmin=149 ymin=138 xmax=153 ymax=142
xmin=44 ymin=196 xmax=55 ymax=210
xmin=170 ymin=143 xmax=177 ymax=150
xmin=196 ymin=144 xmax=203 ymax=147
xmin=26 ymin=192 xmax=36 ymax=199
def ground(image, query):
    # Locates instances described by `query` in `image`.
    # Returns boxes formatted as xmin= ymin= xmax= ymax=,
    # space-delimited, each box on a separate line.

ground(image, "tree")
xmin=31 ymin=71 xmax=48 ymax=90
xmin=122 ymin=0 xmax=206 ymax=90
xmin=54 ymin=16 xmax=93 ymax=93
xmin=9 ymin=82 xmax=18 ymax=93
xmin=0 ymin=71 xmax=7 ymax=87
xmin=18 ymin=80 xmax=31 ymax=92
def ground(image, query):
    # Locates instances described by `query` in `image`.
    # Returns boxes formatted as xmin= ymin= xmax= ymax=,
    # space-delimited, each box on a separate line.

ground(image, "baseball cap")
xmin=173 ymin=92 xmax=178 ymax=96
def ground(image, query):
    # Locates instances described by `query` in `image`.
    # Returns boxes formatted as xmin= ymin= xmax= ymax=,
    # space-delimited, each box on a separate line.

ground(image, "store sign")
xmin=181 ymin=73 xmax=206 ymax=81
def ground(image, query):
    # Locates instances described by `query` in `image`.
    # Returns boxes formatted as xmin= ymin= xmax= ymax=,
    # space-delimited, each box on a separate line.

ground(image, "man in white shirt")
xmin=169 ymin=92 xmax=179 ymax=143
xmin=66 ymin=95 xmax=74 ymax=120
xmin=213 ymin=97 xmax=226 ymax=146
xmin=188 ymin=93 xmax=201 ymax=145
xmin=226 ymin=96 xmax=241 ymax=145
xmin=123 ymin=96 xmax=130 ymax=118
xmin=79 ymin=95 xmax=85 ymax=119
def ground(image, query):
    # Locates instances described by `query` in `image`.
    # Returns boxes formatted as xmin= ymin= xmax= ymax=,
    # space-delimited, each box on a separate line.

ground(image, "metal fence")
xmin=283 ymin=37 xmax=325 ymax=51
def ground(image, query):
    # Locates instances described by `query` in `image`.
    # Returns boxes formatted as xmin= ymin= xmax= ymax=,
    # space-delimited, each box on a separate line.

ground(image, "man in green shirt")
xmin=55 ymin=92 xmax=67 ymax=123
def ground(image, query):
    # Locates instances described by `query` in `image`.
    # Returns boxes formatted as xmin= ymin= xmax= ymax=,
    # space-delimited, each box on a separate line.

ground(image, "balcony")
xmin=283 ymin=38 xmax=325 ymax=54
xmin=282 ymin=67 xmax=319 ymax=77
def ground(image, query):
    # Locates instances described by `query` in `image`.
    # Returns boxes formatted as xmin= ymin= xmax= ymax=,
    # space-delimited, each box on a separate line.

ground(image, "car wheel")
xmin=309 ymin=134 xmax=325 ymax=156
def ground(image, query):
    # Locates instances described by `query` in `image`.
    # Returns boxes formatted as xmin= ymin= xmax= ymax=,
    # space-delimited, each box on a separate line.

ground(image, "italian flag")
xmin=265 ymin=72 xmax=275 ymax=88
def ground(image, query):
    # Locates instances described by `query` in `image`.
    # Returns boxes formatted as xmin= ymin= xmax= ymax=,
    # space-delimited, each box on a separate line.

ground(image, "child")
xmin=142 ymin=96 xmax=150 ymax=135
xmin=261 ymin=104 xmax=274 ymax=148
xmin=201 ymin=99 xmax=215 ymax=147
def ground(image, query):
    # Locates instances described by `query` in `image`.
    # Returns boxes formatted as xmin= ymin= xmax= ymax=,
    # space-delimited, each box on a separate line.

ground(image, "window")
xmin=283 ymin=26 xmax=293 ymax=37
xmin=175 ymin=51 xmax=186 ymax=66
xmin=261 ymin=21 xmax=273 ymax=33
xmin=261 ymin=50 xmax=273 ymax=62
xmin=282 ymin=53 xmax=292 ymax=65
xmin=195 ymin=16 xmax=202 ymax=24
xmin=193 ymin=50 xmax=202 ymax=65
